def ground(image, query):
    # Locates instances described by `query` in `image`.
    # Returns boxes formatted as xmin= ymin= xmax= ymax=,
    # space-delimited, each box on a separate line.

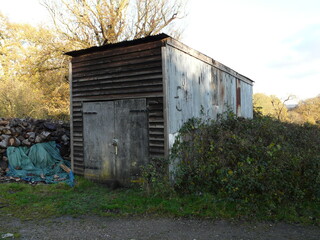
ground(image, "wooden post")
xmin=69 ymin=62 xmax=74 ymax=172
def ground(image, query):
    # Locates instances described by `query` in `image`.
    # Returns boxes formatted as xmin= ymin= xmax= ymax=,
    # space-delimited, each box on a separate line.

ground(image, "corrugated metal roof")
xmin=65 ymin=33 xmax=171 ymax=57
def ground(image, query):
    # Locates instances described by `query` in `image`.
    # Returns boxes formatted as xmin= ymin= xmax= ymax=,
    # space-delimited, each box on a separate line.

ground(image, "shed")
xmin=66 ymin=33 xmax=254 ymax=185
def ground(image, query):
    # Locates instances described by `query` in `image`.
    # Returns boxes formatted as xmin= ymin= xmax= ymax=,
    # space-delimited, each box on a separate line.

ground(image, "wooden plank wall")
xmin=147 ymin=98 xmax=165 ymax=159
xmin=70 ymin=41 xmax=164 ymax=175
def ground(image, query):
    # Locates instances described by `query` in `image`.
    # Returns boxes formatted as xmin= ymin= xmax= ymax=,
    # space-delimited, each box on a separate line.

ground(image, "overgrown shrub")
xmin=171 ymin=111 xmax=320 ymax=204
xmin=140 ymin=157 xmax=173 ymax=196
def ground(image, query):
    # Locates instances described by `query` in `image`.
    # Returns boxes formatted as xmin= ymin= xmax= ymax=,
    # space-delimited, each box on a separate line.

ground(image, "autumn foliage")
xmin=0 ymin=1 xmax=187 ymax=120
xmin=0 ymin=14 xmax=70 ymax=119
xmin=254 ymin=93 xmax=320 ymax=125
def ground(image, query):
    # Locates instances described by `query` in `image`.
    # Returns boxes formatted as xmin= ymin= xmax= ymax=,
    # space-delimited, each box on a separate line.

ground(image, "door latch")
xmin=112 ymin=139 xmax=118 ymax=155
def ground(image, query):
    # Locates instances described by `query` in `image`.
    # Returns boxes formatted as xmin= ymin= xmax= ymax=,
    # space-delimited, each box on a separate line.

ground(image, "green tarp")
xmin=6 ymin=141 xmax=74 ymax=186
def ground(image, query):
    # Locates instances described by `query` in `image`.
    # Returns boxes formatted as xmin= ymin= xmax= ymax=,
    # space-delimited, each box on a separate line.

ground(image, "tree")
xmin=289 ymin=96 xmax=320 ymax=125
xmin=270 ymin=95 xmax=293 ymax=121
xmin=0 ymin=14 xmax=70 ymax=119
xmin=254 ymin=93 xmax=320 ymax=125
xmin=253 ymin=93 xmax=289 ymax=121
xmin=42 ymin=0 xmax=187 ymax=48
xmin=1 ymin=0 xmax=188 ymax=119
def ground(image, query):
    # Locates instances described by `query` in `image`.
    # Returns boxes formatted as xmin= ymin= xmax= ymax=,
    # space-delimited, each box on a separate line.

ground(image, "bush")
xmin=140 ymin=157 xmax=173 ymax=196
xmin=170 ymin=111 xmax=320 ymax=204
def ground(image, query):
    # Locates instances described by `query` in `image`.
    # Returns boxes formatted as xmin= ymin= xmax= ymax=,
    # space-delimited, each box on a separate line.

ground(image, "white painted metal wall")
xmin=162 ymin=43 xmax=253 ymax=149
xmin=241 ymin=81 xmax=253 ymax=118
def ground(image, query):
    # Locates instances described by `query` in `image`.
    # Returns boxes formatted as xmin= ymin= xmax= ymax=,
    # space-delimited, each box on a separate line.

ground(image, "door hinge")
xmin=83 ymin=111 xmax=97 ymax=115
xmin=129 ymin=109 xmax=148 ymax=113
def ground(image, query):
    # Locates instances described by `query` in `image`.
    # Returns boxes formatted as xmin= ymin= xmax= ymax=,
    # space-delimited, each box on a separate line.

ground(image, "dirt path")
xmin=1 ymin=216 xmax=320 ymax=240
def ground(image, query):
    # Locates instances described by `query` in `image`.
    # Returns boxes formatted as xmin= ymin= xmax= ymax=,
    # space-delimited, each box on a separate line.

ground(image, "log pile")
xmin=0 ymin=118 xmax=70 ymax=176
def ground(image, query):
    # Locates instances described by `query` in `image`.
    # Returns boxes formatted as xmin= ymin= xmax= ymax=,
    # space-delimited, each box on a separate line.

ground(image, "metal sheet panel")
xmin=241 ymin=81 xmax=253 ymax=118
xmin=164 ymin=45 xmax=217 ymax=138
xmin=163 ymin=45 xmax=253 ymax=148
xmin=164 ymin=46 xmax=223 ymax=140
xmin=226 ymin=74 xmax=237 ymax=113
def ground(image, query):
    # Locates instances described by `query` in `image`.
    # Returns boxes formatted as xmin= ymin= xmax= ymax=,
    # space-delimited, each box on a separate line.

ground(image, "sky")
xmin=1 ymin=0 xmax=319 ymax=103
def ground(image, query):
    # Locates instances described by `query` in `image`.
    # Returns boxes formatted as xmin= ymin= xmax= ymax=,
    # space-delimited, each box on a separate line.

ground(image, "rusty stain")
xmin=220 ymin=85 xmax=225 ymax=104
xmin=211 ymin=68 xmax=218 ymax=105
xmin=236 ymin=79 xmax=241 ymax=116
xmin=236 ymin=79 xmax=241 ymax=107
xmin=219 ymin=72 xmax=225 ymax=104
xmin=236 ymin=87 xmax=241 ymax=107
xmin=184 ymin=90 xmax=188 ymax=101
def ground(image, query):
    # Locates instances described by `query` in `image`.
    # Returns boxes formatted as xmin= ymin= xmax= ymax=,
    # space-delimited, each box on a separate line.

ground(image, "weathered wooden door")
xmin=83 ymin=99 xmax=149 ymax=185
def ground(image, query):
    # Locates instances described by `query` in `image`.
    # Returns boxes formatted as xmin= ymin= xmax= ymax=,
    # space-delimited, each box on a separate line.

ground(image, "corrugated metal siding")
xmin=163 ymin=44 xmax=252 ymax=149
xmin=240 ymin=81 xmax=253 ymax=118
xmin=70 ymin=42 xmax=164 ymax=175
xmin=164 ymin=45 xmax=220 ymax=138
xmin=226 ymin=74 xmax=237 ymax=113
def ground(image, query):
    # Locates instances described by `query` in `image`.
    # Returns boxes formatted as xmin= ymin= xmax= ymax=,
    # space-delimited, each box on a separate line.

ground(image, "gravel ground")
xmin=1 ymin=216 xmax=320 ymax=240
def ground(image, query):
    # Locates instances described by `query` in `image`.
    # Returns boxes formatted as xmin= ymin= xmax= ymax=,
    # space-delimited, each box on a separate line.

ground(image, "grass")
xmin=0 ymin=176 xmax=319 ymax=225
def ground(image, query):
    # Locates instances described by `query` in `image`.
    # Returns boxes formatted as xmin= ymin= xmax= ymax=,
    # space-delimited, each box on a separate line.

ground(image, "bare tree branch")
xmin=41 ymin=0 xmax=187 ymax=47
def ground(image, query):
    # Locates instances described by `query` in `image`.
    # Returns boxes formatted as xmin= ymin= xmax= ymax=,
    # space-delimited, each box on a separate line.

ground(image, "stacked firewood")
xmin=0 ymin=118 xmax=70 ymax=149
xmin=0 ymin=118 xmax=70 ymax=175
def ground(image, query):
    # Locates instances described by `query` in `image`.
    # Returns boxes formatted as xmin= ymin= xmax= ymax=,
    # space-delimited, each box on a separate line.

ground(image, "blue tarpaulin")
xmin=6 ymin=141 xmax=74 ymax=186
